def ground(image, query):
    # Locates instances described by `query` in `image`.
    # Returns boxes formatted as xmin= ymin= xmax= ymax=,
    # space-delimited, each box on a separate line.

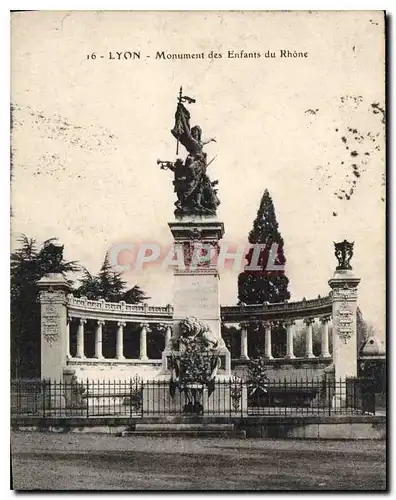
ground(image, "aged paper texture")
xmin=10 ymin=11 xmax=386 ymax=491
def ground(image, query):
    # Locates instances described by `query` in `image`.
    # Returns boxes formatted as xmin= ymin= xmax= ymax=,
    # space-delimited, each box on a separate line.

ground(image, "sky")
xmin=10 ymin=11 xmax=386 ymax=337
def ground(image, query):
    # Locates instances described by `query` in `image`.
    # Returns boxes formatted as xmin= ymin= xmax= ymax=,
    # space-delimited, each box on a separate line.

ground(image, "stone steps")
xmin=121 ymin=430 xmax=246 ymax=438
xmin=136 ymin=423 xmax=234 ymax=431
xmin=120 ymin=422 xmax=246 ymax=438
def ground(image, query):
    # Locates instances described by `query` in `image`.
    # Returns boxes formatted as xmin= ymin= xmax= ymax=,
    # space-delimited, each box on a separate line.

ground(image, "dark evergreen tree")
xmin=11 ymin=236 xmax=79 ymax=378
xmin=238 ymin=189 xmax=290 ymax=304
xmin=74 ymin=254 xmax=150 ymax=304
xmin=73 ymin=268 xmax=101 ymax=300
xmin=123 ymin=285 xmax=150 ymax=304
xmin=221 ymin=325 xmax=240 ymax=359
xmin=97 ymin=254 xmax=126 ymax=302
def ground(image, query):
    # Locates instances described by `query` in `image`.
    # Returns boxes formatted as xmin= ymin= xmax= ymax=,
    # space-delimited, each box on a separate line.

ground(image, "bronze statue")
xmin=334 ymin=240 xmax=354 ymax=270
xmin=157 ymin=87 xmax=220 ymax=216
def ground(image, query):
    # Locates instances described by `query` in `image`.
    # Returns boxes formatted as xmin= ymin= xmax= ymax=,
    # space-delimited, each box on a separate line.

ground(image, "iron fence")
xmin=10 ymin=377 xmax=379 ymax=418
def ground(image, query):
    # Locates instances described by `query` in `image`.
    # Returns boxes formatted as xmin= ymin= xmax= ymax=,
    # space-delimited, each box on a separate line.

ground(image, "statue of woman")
xmin=170 ymin=102 xmax=219 ymax=214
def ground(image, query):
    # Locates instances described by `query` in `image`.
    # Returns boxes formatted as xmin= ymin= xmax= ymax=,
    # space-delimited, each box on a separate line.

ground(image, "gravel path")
xmin=11 ymin=431 xmax=387 ymax=491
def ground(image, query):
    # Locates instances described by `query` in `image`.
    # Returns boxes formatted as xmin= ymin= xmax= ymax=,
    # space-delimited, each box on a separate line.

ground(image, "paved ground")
xmin=11 ymin=431 xmax=387 ymax=491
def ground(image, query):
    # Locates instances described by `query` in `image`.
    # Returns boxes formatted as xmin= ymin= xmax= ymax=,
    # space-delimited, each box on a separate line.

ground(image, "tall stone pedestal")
xmin=151 ymin=215 xmax=241 ymax=414
xmin=328 ymin=269 xmax=360 ymax=407
xmin=37 ymin=273 xmax=71 ymax=382
xmin=168 ymin=216 xmax=231 ymax=376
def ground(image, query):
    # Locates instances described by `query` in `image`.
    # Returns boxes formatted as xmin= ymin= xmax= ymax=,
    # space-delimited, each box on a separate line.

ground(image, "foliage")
xmin=124 ymin=376 xmax=143 ymax=410
xmin=11 ymin=235 xmax=79 ymax=378
xmin=11 ymin=236 xmax=150 ymax=377
xmin=238 ymin=189 xmax=290 ymax=305
xmin=230 ymin=376 xmax=243 ymax=411
xmin=293 ymin=323 xmax=322 ymax=357
xmin=221 ymin=325 xmax=240 ymax=358
xmin=246 ymin=356 xmax=268 ymax=395
xmin=173 ymin=336 xmax=219 ymax=387
xmin=74 ymin=254 xmax=150 ymax=304
xmin=357 ymin=307 xmax=376 ymax=342
xmin=123 ymin=285 xmax=150 ymax=304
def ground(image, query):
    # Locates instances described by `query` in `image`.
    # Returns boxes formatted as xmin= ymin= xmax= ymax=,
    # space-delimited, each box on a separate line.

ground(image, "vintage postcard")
xmin=10 ymin=10 xmax=386 ymax=491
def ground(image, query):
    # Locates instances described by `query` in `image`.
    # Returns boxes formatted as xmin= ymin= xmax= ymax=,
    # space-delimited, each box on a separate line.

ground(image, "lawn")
xmin=11 ymin=431 xmax=387 ymax=491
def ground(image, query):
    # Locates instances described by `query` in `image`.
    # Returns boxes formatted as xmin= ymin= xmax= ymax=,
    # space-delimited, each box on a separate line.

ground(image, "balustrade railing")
xmin=67 ymin=295 xmax=174 ymax=316
xmin=67 ymin=294 xmax=332 ymax=321
xmin=221 ymin=295 xmax=332 ymax=320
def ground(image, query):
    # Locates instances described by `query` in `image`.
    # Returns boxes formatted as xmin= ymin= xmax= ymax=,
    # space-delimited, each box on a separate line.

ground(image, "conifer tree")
xmin=11 ymin=236 xmax=79 ymax=377
xmin=238 ymin=189 xmax=290 ymax=304
xmin=75 ymin=254 xmax=150 ymax=304
xmin=97 ymin=254 xmax=126 ymax=302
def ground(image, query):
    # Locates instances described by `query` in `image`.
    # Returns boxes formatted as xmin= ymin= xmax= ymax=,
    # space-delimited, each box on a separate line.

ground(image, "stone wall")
xmin=66 ymin=360 xmax=162 ymax=381
xmin=232 ymin=359 xmax=333 ymax=381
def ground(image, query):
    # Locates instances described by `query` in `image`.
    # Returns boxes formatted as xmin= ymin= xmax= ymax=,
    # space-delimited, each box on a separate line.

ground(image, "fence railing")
xmin=10 ymin=377 xmax=379 ymax=418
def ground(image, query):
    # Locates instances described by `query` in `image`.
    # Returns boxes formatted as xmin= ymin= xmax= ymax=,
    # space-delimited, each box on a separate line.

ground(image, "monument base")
xmin=143 ymin=375 xmax=247 ymax=416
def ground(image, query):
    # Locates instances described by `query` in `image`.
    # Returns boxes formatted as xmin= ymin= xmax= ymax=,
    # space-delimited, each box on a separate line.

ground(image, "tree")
xmin=97 ymin=254 xmax=126 ymax=302
xmin=238 ymin=189 xmax=290 ymax=304
xmin=293 ymin=323 xmax=322 ymax=358
xmin=237 ymin=190 xmax=290 ymax=356
xmin=356 ymin=307 xmax=377 ymax=354
xmin=221 ymin=325 xmax=240 ymax=359
xmin=357 ymin=307 xmax=376 ymax=341
xmin=11 ymin=235 xmax=79 ymax=378
xmin=74 ymin=254 xmax=150 ymax=304
xmin=123 ymin=285 xmax=149 ymax=305
xmin=73 ymin=268 xmax=101 ymax=300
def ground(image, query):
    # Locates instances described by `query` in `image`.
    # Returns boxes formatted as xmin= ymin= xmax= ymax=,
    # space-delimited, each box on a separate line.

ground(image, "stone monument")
xmin=328 ymin=240 xmax=360 ymax=407
xmin=145 ymin=87 xmax=242 ymax=414
xmin=37 ymin=273 xmax=71 ymax=382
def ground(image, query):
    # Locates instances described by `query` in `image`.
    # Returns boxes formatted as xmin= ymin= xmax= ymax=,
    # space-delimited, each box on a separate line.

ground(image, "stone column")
xmin=320 ymin=315 xmax=331 ymax=358
xmin=263 ymin=322 xmax=273 ymax=359
xmin=37 ymin=273 xmax=71 ymax=381
xmin=139 ymin=322 xmax=148 ymax=360
xmin=328 ymin=242 xmax=361 ymax=410
xmin=76 ymin=319 xmax=86 ymax=359
xmin=285 ymin=320 xmax=295 ymax=359
xmin=95 ymin=320 xmax=105 ymax=359
xmin=239 ymin=322 xmax=249 ymax=360
xmin=66 ymin=315 xmax=71 ymax=359
xmin=116 ymin=321 xmax=126 ymax=359
xmin=164 ymin=324 xmax=172 ymax=349
xmin=328 ymin=269 xmax=360 ymax=380
xmin=304 ymin=317 xmax=315 ymax=358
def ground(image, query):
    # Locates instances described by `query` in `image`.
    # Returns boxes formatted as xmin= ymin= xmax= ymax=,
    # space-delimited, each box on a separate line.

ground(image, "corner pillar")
xmin=37 ymin=273 xmax=71 ymax=381
xmin=328 ymin=241 xmax=361 ymax=408
xmin=328 ymin=271 xmax=360 ymax=380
